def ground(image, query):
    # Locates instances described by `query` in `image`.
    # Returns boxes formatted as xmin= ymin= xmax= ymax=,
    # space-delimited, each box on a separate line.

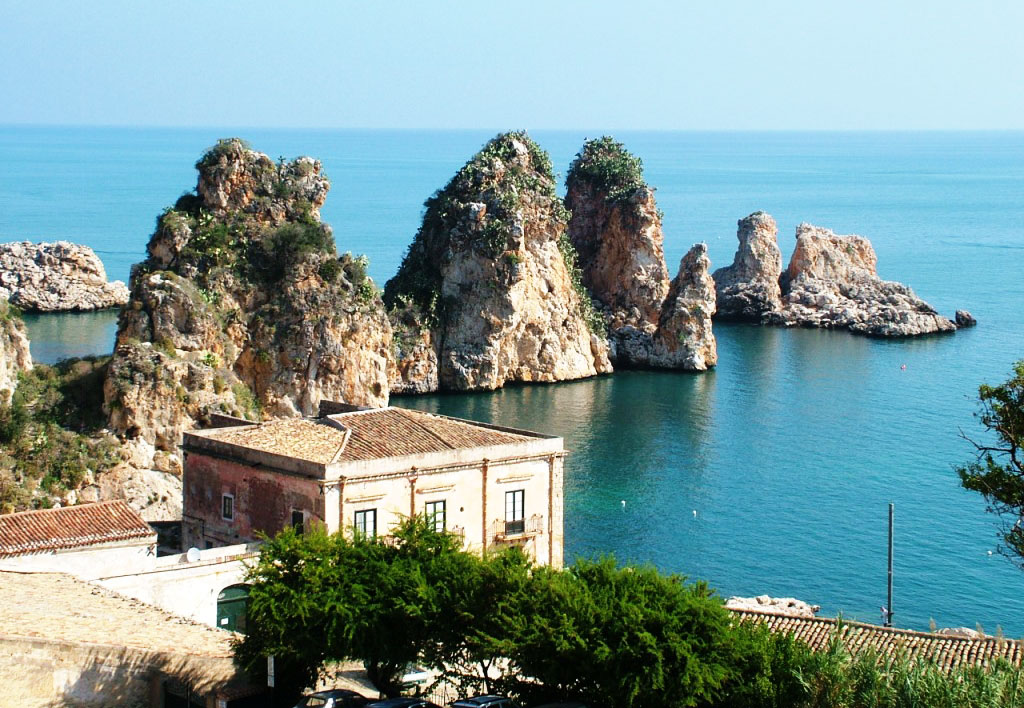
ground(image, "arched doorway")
xmin=216 ymin=584 xmax=249 ymax=633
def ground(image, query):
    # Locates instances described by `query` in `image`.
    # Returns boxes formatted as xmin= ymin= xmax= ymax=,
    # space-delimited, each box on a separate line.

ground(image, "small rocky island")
xmin=565 ymin=138 xmax=716 ymax=370
xmin=714 ymin=212 xmax=963 ymax=336
xmin=0 ymin=241 xmax=129 ymax=311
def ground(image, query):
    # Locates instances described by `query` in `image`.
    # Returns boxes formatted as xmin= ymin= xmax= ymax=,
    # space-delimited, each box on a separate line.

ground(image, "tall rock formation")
xmin=0 ymin=241 xmax=129 ymax=312
xmin=712 ymin=213 xmax=958 ymax=336
xmin=564 ymin=137 xmax=716 ymax=370
xmin=0 ymin=298 xmax=32 ymax=403
xmin=770 ymin=223 xmax=956 ymax=336
xmin=712 ymin=212 xmax=783 ymax=320
xmin=385 ymin=131 xmax=612 ymax=392
xmin=105 ymin=138 xmax=391 ymax=455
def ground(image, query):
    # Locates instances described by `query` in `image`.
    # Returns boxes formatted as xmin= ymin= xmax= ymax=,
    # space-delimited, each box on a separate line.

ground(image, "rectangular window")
xmin=425 ymin=500 xmax=446 ymax=533
xmin=291 ymin=509 xmax=305 ymax=535
xmin=354 ymin=508 xmax=377 ymax=538
xmin=505 ymin=490 xmax=525 ymax=535
xmin=221 ymin=494 xmax=234 ymax=521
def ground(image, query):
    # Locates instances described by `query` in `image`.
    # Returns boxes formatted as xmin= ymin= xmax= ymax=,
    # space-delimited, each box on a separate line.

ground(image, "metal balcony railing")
xmin=492 ymin=514 xmax=544 ymax=541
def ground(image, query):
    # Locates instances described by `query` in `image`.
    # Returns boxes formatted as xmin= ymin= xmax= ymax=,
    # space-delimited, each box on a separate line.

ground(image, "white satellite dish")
xmin=186 ymin=547 xmax=201 ymax=562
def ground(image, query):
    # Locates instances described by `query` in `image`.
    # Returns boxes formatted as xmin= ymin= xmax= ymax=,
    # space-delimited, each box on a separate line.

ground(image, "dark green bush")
xmin=566 ymin=136 xmax=647 ymax=203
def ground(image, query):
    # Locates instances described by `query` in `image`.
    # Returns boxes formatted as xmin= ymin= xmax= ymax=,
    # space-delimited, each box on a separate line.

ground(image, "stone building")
xmin=182 ymin=404 xmax=565 ymax=567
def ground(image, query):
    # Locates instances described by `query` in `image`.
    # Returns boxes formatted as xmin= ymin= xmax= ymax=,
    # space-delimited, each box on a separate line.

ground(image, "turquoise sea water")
xmin=2 ymin=127 xmax=1022 ymax=634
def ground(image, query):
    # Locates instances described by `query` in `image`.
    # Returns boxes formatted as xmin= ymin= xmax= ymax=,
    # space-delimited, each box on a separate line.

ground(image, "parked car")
xmin=366 ymin=698 xmax=441 ymax=708
xmin=293 ymin=689 xmax=371 ymax=708
xmin=451 ymin=695 xmax=514 ymax=708
xmin=399 ymin=664 xmax=432 ymax=689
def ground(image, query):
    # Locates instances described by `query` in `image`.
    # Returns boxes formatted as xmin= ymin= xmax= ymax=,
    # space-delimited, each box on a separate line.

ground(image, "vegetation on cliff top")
xmin=566 ymin=136 xmax=647 ymax=203
xmin=384 ymin=130 xmax=602 ymax=333
xmin=0 ymin=357 xmax=121 ymax=513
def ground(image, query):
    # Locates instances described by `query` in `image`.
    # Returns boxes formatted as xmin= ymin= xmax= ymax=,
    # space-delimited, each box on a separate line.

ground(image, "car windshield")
xmin=298 ymin=698 xmax=331 ymax=708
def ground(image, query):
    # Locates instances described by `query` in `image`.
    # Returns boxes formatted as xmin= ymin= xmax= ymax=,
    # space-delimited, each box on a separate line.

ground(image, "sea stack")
xmin=105 ymin=138 xmax=391 ymax=458
xmin=0 ymin=241 xmax=129 ymax=311
xmin=712 ymin=211 xmax=783 ymax=321
xmin=384 ymin=131 xmax=612 ymax=393
xmin=770 ymin=223 xmax=957 ymax=336
xmin=713 ymin=212 xmax=958 ymax=337
xmin=564 ymin=137 xmax=716 ymax=369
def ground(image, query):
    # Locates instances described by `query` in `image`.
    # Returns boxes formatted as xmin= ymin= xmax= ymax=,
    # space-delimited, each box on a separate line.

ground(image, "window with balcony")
xmin=425 ymin=500 xmax=446 ymax=533
xmin=505 ymin=490 xmax=525 ymax=535
xmin=354 ymin=508 xmax=377 ymax=538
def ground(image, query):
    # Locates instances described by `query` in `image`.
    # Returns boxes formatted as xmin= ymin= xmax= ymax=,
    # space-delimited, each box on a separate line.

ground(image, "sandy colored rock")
xmin=712 ymin=212 xmax=783 ymax=320
xmin=0 ymin=241 xmax=128 ymax=312
xmin=385 ymin=131 xmax=611 ymax=392
xmin=770 ymin=223 xmax=957 ymax=336
xmin=726 ymin=595 xmax=821 ymax=618
xmin=106 ymin=138 xmax=391 ymax=453
xmin=0 ymin=298 xmax=32 ymax=403
xmin=564 ymin=137 xmax=715 ymax=370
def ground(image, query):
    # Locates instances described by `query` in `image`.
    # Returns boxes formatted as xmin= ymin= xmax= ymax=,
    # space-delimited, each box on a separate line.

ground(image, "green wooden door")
xmin=217 ymin=584 xmax=249 ymax=633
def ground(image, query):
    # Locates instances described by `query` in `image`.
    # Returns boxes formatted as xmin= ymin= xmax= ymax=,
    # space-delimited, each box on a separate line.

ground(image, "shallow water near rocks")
xmin=3 ymin=128 xmax=1023 ymax=633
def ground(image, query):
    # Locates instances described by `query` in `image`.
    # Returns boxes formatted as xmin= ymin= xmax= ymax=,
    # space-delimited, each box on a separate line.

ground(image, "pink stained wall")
xmin=184 ymin=452 xmax=325 ymax=546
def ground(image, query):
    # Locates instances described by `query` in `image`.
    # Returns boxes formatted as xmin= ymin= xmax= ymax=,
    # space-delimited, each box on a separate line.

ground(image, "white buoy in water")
xmin=621 ymin=500 xmax=626 ymax=508
xmin=692 ymin=510 xmax=697 ymax=518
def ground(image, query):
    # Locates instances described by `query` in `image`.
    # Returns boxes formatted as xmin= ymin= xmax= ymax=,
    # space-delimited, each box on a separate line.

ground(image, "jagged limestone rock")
xmin=564 ymin=137 xmax=716 ymax=370
xmin=712 ymin=212 xmax=783 ymax=321
xmin=105 ymin=138 xmax=391 ymax=453
xmin=0 ymin=298 xmax=32 ymax=404
xmin=385 ymin=131 xmax=611 ymax=392
xmin=770 ymin=223 xmax=957 ymax=336
xmin=0 ymin=241 xmax=129 ymax=312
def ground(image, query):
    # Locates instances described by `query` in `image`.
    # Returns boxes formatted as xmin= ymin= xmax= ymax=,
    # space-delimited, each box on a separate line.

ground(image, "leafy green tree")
xmin=237 ymin=516 xmax=469 ymax=703
xmin=957 ymin=361 xmax=1024 ymax=565
xmin=506 ymin=557 xmax=739 ymax=708
xmin=430 ymin=546 xmax=533 ymax=694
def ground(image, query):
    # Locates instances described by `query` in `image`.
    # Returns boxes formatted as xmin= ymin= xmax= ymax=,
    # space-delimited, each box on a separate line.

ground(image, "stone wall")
xmin=0 ymin=634 xmax=237 ymax=708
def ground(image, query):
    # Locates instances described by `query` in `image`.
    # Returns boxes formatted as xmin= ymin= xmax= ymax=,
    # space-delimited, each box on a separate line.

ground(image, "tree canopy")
xmin=957 ymin=360 xmax=1024 ymax=565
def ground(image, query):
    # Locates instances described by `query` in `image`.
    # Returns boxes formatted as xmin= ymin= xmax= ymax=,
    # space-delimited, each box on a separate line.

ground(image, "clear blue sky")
xmin=3 ymin=0 xmax=1023 ymax=130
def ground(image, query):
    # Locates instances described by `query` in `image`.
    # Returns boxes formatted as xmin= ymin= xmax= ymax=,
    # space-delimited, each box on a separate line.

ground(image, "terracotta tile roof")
xmin=209 ymin=417 xmax=348 ymax=465
xmin=733 ymin=608 xmax=1024 ymax=671
xmin=332 ymin=407 xmax=534 ymax=462
xmin=201 ymin=407 xmax=537 ymax=465
xmin=0 ymin=500 xmax=155 ymax=558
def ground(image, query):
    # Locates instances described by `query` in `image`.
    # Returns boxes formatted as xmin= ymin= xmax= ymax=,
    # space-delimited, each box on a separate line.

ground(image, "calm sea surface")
xmin=2 ymin=127 xmax=1022 ymax=633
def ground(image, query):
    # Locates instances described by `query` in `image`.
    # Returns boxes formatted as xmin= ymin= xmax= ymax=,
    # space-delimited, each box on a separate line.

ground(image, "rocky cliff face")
xmin=385 ymin=131 xmax=612 ymax=392
xmin=0 ymin=241 xmax=129 ymax=311
xmin=712 ymin=212 xmax=783 ymax=320
xmin=712 ymin=214 xmax=957 ymax=336
xmin=769 ymin=223 xmax=957 ymax=336
xmin=0 ymin=298 xmax=32 ymax=403
xmin=105 ymin=138 xmax=391 ymax=457
xmin=564 ymin=137 xmax=716 ymax=370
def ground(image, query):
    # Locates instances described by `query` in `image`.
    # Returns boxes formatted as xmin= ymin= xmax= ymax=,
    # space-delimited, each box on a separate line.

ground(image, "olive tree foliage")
xmin=957 ymin=361 xmax=1024 ymax=566
xmin=507 ymin=558 xmax=740 ymax=708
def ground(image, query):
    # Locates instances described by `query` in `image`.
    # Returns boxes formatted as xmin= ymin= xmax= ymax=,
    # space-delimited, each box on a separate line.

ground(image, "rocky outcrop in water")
xmin=712 ymin=212 xmax=783 ymax=321
xmin=955 ymin=310 xmax=977 ymax=328
xmin=726 ymin=595 xmax=821 ymax=618
xmin=713 ymin=213 xmax=958 ymax=337
xmin=105 ymin=138 xmax=391 ymax=456
xmin=769 ymin=223 xmax=956 ymax=336
xmin=0 ymin=298 xmax=32 ymax=403
xmin=0 ymin=241 xmax=129 ymax=312
xmin=385 ymin=131 xmax=612 ymax=392
xmin=564 ymin=137 xmax=716 ymax=370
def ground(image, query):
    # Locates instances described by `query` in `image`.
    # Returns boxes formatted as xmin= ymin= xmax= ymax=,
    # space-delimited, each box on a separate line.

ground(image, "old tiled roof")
xmin=209 ymin=417 xmax=349 ymax=465
xmin=332 ymin=407 xmax=534 ymax=462
xmin=204 ymin=407 xmax=537 ymax=465
xmin=0 ymin=500 xmax=154 ymax=558
xmin=733 ymin=608 xmax=1024 ymax=671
